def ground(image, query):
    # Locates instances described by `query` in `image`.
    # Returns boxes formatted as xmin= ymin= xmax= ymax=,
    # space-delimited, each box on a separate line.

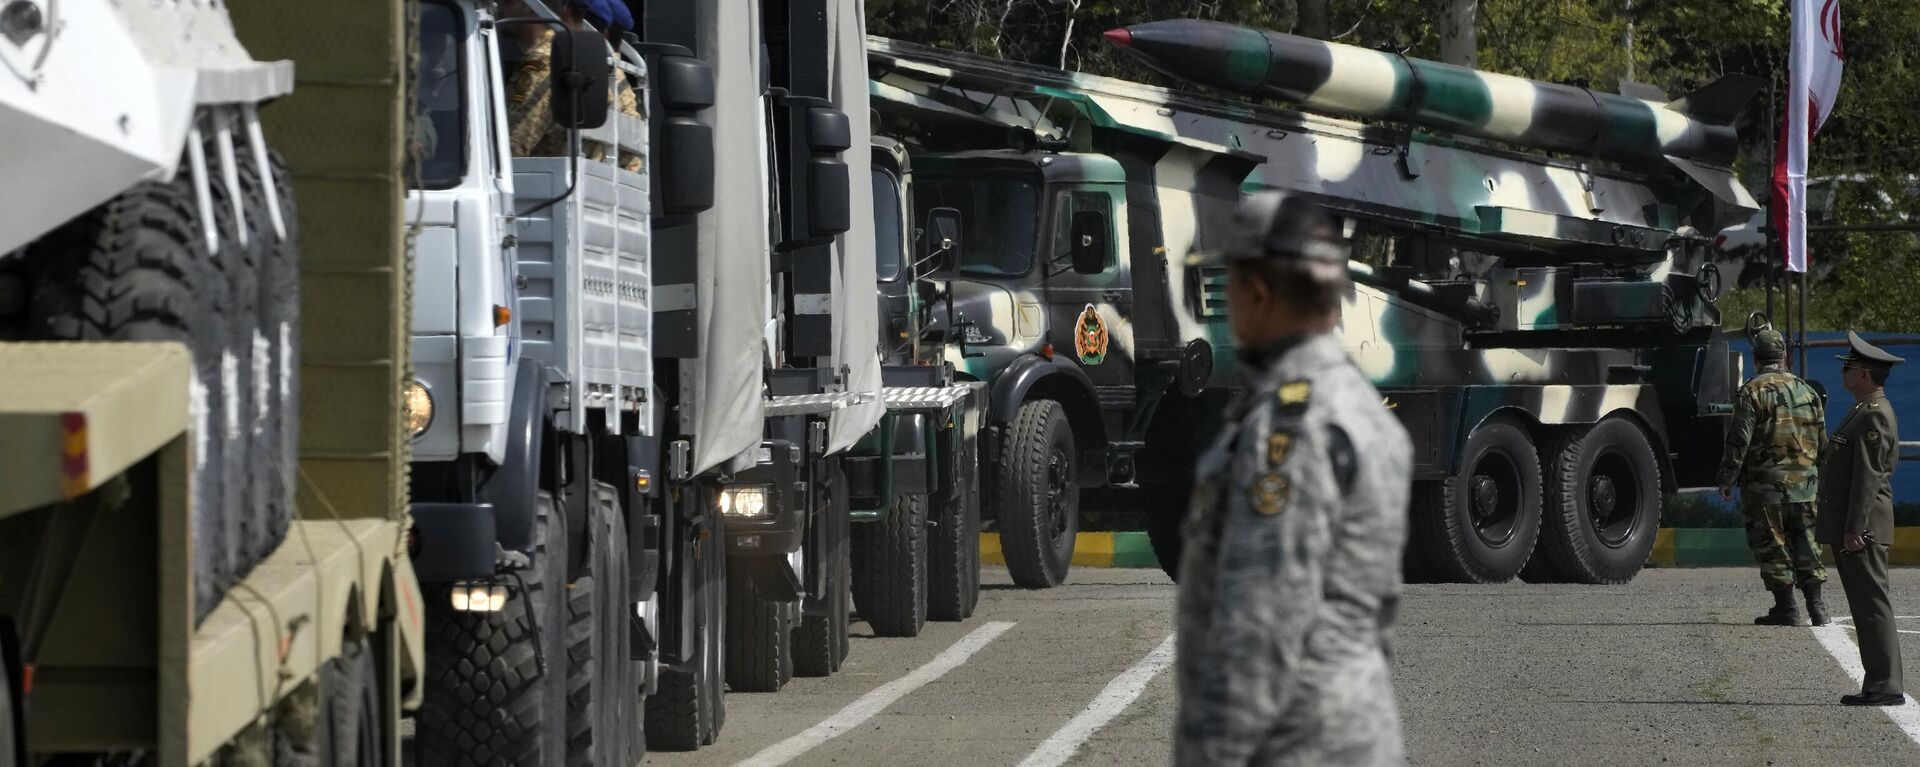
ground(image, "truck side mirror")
xmin=925 ymin=207 xmax=962 ymax=272
xmin=550 ymin=29 xmax=611 ymax=130
xmin=1070 ymin=210 xmax=1108 ymax=275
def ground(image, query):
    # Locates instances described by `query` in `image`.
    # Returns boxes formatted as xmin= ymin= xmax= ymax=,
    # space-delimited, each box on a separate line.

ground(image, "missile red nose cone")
xmin=1102 ymin=27 xmax=1132 ymax=47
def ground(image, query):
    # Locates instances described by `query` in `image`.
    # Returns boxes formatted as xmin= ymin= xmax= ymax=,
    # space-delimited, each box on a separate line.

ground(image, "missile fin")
xmin=1618 ymin=79 xmax=1670 ymax=103
xmin=1665 ymin=74 xmax=1764 ymax=124
xmin=1665 ymin=154 xmax=1760 ymax=211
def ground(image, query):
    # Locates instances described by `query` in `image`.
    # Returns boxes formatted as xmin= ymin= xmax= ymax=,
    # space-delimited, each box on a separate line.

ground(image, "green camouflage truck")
xmin=865 ymin=22 xmax=1754 ymax=588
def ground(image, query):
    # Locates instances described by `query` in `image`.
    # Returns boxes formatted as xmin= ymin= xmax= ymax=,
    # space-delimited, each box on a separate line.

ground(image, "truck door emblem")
xmin=1074 ymin=304 xmax=1108 ymax=365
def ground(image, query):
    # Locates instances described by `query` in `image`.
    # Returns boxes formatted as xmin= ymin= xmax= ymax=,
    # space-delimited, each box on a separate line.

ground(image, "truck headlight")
xmin=718 ymin=486 xmax=771 ymax=518
xmin=405 ymin=379 xmax=434 ymax=437
xmin=450 ymin=581 xmax=507 ymax=612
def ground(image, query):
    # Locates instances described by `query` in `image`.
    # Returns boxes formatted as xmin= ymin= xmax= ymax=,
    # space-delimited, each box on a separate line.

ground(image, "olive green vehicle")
xmin=866 ymin=24 xmax=1755 ymax=588
xmin=1 ymin=1 xmax=425 ymax=764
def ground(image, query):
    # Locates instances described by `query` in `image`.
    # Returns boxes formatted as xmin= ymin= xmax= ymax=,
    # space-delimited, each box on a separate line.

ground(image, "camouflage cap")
xmin=1187 ymin=190 xmax=1349 ymax=276
xmin=1751 ymin=328 xmax=1786 ymax=361
xmin=1836 ymin=330 xmax=1904 ymax=375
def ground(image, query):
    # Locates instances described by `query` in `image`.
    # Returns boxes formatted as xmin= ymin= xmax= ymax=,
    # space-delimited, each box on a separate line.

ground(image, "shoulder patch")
xmin=1277 ymin=380 xmax=1311 ymax=407
xmin=1867 ymin=429 xmax=1881 ymax=444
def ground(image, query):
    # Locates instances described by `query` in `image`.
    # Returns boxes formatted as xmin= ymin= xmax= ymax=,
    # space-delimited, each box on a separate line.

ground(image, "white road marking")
xmin=1809 ymin=622 xmax=1920 ymax=744
xmin=1831 ymin=615 xmax=1920 ymax=635
xmin=1015 ymin=633 xmax=1178 ymax=767
xmin=733 ymin=621 xmax=1017 ymax=767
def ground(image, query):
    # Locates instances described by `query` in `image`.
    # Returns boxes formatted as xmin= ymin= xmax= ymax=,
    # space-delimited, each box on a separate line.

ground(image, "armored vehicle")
xmin=1 ymin=0 xmax=426 ymax=763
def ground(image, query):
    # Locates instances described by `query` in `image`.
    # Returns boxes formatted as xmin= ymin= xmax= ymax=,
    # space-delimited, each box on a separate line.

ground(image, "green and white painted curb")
xmin=981 ymin=529 xmax=1920 ymax=570
xmin=981 ymin=532 xmax=1160 ymax=569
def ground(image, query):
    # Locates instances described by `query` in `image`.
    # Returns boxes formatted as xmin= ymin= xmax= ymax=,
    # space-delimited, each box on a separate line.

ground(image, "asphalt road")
xmin=644 ymin=566 xmax=1920 ymax=767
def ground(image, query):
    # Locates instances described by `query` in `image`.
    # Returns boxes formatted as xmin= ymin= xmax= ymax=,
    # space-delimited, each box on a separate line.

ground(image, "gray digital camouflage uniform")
xmin=1174 ymin=331 xmax=1412 ymax=766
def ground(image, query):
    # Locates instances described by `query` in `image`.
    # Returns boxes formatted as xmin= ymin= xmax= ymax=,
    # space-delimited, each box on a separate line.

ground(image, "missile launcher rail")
xmin=867 ymin=33 xmax=1732 ymax=342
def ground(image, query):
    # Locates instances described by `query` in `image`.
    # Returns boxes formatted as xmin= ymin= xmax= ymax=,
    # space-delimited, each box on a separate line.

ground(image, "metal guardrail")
xmin=1903 ymin=441 xmax=1920 ymax=462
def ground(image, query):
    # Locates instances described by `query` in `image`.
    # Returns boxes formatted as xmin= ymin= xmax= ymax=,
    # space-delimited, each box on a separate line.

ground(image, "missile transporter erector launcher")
xmin=867 ymin=22 xmax=1754 ymax=586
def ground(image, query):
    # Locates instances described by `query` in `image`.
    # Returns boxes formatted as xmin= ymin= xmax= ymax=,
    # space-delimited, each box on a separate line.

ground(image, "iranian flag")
xmin=1770 ymin=0 xmax=1846 ymax=273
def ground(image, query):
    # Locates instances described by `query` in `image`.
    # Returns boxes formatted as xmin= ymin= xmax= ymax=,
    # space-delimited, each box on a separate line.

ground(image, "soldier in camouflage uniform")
xmin=1715 ymin=327 xmax=1828 ymax=626
xmin=503 ymin=0 xmax=643 ymax=172
xmin=1174 ymin=191 xmax=1411 ymax=766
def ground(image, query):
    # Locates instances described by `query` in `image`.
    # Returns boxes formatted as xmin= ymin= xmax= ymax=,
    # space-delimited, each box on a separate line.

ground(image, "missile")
xmin=1104 ymin=19 xmax=1761 ymax=207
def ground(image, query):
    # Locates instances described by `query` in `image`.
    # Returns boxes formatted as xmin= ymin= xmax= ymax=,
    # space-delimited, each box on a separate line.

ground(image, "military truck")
xmin=405 ymin=1 xmax=984 ymax=761
xmin=866 ymin=28 xmax=1753 ymax=587
xmin=0 ymin=0 xmax=425 ymax=763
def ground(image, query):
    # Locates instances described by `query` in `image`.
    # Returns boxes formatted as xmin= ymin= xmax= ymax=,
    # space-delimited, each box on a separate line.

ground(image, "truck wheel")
xmin=1 ymin=651 xmax=15 ymax=767
xmin=316 ymin=635 xmax=384 ymax=767
xmin=928 ymin=464 xmax=981 ymax=621
xmin=997 ymin=400 xmax=1079 ymax=588
xmin=1416 ymin=418 xmax=1541 ymax=583
xmin=794 ymin=470 xmax=851 ymax=675
xmin=252 ymin=150 xmax=300 ymax=576
xmin=724 ymin=567 xmax=793 ymax=693
xmin=567 ymin=483 xmax=632 ymax=767
xmin=26 ymin=164 xmax=235 ymax=623
xmin=851 ymin=494 xmax=928 ymax=637
xmin=417 ymin=493 xmax=569 ymax=767
xmin=1530 ymin=418 xmax=1663 ymax=584
xmin=645 ymin=514 xmax=726 ymax=751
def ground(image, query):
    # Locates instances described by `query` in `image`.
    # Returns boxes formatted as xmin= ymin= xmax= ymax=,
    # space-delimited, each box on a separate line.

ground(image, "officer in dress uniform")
xmin=1172 ymin=191 xmax=1412 ymax=766
xmin=1818 ymin=331 xmax=1905 ymax=706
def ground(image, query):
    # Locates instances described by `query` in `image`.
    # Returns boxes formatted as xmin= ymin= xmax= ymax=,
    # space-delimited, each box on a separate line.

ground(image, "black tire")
xmin=1415 ymin=418 xmax=1541 ymax=583
xmin=851 ymin=494 xmax=928 ymax=638
xmin=928 ymin=449 xmax=981 ymax=621
xmin=417 ymin=493 xmax=569 ymax=767
xmin=1530 ymin=417 xmax=1663 ymax=585
xmin=567 ymin=482 xmax=632 ymax=767
xmin=317 ymin=635 xmax=385 ymax=767
xmin=645 ymin=506 xmax=725 ymax=751
xmin=724 ymin=568 xmax=792 ymax=693
xmin=254 ymin=150 xmax=301 ymax=569
xmin=1137 ymin=483 xmax=1189 ymax=583
xmin=996 ymin=400 xmax=1079 ymax=588
xmin=794 ymin=467 xmax=851 ymax=675
xmin=2 ymin=650 xmax=16 ymax=767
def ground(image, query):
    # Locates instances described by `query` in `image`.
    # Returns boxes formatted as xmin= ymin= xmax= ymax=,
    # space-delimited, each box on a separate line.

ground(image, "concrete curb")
xmin=982 ymin=529 xmax=1920 ymax=570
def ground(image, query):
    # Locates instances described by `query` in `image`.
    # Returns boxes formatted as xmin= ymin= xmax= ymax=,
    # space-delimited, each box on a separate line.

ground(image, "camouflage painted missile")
xmin=1103 ymin=19 xmax=1760 ymax=189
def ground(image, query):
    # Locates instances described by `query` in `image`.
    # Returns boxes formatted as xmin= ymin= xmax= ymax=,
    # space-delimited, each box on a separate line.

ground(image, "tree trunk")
xmin=1438 ymin=0 xmax=1478 ymax=66
xmin=1299 ymin=0 xmax=1329 ymax=39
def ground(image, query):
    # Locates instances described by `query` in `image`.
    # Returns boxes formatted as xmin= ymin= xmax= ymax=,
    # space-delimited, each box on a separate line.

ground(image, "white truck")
xmin=1 ymin=0 xmax=426 ymax=764
xmin=403 ymin=0 xmax=988 ymax=761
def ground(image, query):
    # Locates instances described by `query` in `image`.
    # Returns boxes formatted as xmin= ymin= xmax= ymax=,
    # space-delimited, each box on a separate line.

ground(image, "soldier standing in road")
xmin=1716 ymin=327 xmax=1829 ymax=626
xmin=1173 ymin=191 xmax=1411 ymax=766
xmin=1819 ymin=331 xmax=1905 ymax=706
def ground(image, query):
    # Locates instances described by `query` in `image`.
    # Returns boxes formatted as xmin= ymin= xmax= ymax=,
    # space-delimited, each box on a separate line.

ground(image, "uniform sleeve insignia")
xmin=1267 ymin=433 xmax=1293 ymax=466
xmin=1867 ymin=429 xmax=1881 ymax=443
xmin=1277 ymin=381 xmax=1312 ymax=407
xmin=1252 ymin=472 xmax=1291 ymax=515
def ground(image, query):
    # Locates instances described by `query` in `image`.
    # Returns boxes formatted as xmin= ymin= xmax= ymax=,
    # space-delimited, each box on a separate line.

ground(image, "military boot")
xmin=1802 ymin=581 xmax=1831 ymax=626
xmin=1755 ymin=584 xmax=1802 ymax=626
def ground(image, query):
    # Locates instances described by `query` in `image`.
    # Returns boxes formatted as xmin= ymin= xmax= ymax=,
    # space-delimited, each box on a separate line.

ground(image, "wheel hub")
xmin=1471 ymin=475 xmax=1500 ymax=521
xmin=1588 ymin=475 xmax=1618 ymax=517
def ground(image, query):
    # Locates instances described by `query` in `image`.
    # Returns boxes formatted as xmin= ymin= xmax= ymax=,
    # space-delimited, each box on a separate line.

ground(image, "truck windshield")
xmin=915 ymin=176 xmax=1039 ymax=276
xmin=873 ymin=168 xmax=904 ymax=282
xmin=406 ymin=1 xmax=467 ymax=190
